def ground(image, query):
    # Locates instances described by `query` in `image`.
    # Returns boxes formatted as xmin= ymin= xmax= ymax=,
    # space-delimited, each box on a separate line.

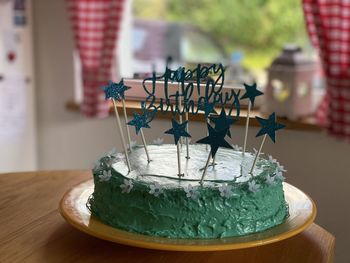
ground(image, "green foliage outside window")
xmin=134 ymin=0 xmax=308 ymax=69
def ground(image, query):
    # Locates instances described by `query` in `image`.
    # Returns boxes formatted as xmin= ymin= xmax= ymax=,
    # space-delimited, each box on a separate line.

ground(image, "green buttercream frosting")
xmin=88 ymin=144 xmax=289 ymax=239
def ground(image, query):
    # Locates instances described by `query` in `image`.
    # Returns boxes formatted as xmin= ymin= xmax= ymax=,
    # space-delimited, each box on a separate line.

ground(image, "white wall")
xmin=33 ymin=0 xmax=349 ymax=262
xmin=0 ymin=0 xmax=37 ymax=172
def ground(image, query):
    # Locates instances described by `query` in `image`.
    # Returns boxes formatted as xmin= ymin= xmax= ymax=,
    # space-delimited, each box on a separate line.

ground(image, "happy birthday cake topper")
xmin=101 ymin=61 xmax=285 ymax=183
xmin=141 ymin=63 xmax=241 ymax=122
xmin=137 ymin=63 xmax=243 ymax=177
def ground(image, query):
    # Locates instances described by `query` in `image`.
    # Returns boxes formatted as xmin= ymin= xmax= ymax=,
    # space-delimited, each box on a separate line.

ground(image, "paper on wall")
xmin=0 ymin=74 xmax=26 ymax=142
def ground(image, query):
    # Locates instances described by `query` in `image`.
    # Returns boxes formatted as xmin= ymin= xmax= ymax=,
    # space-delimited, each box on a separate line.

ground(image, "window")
xmin=73 ymin=0 xmax=323 ymax=113
xmin=181 ymin=28 xmax=226 ymax=64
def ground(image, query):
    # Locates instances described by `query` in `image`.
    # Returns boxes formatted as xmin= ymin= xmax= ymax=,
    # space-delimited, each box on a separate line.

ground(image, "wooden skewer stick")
xmin=242 ymin=101 xmax=252 ymax=156
xmin=185 ymin=112 xmax=190 ymax=159
xmin=176 ymin=142 xmax=184 ymax=177
xmin=178 ymin=83 xmax=183 ymax=145
xmin=250 ymin=134 xmax=267 ymax=175
xmin=206 ymin=118 xmax=210 ymax=151
xmin=112 ymin=99 xmax=131 ymax=172
xmin=212 ymin=156 xmax=216 ymax=167
xmin=209 ymin=117 xmax=216 ymax=167
xmin=200 ymin=152 xmax=212 ymax=185
xmin=122 ymin=99 xmax=132 ymax=151
xmin=140 ymin=128 xmax=151 ymax=163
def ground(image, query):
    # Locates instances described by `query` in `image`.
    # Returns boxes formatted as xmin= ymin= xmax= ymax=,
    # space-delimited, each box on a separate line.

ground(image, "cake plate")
xmin=59 ymin=179 xmax=316 ymax=251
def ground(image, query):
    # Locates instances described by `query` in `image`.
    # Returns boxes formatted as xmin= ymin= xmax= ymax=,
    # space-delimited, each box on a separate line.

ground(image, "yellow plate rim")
xmin=59 ymin=179 xmax=316 ymax=251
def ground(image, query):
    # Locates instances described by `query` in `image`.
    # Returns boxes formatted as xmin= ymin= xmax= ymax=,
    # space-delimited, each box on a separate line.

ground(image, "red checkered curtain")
xmin=303 ymin=0 xmax=350 ymax=141
xmin=67 ymin=0 xmax=125 ymax=117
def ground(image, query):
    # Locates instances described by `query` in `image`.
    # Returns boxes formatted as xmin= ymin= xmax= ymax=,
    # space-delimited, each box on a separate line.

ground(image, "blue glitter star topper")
xmin=256 ymin=112 xmax=286 ymax=143
xmin=164 ymin=118 xmax=191 ymax=145
xmin=127 ymin=110 xmax=151 ymax=135
xmin=209 ymin=108 xmax=235 ymax=138
xmin=240 ymin=83 xmax=263 ymax=107
xmin=101 ymin=79 xmax=131 ymax=101
xmin=196 ymin=124 xmax=233 ymax=157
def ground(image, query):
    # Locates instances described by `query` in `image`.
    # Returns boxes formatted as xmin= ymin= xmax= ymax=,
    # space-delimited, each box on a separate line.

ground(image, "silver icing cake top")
xmin=111 ymin=144 xmax=270 ymax=187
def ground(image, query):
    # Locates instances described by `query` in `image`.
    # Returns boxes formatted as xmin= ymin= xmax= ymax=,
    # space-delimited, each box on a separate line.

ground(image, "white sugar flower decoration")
xmin=127 ymin=141 xmax=137 ymax=150
xmin=276 ymin=162 xmax=287 ymax=172
xmin=149 ymin=183 xmax=163 ymax=197
xmin=106 ymin=157 xmax=117 ymax=167
xmin=253 ymin=148 xmax=264 ymax=156
xmin=152 ymin=138 xmax=164 ymax=145
xmin=106 ymin=153 xmax=118 ymax=167
xmin=265 ymin=175 xmax=276 ymax=185
xmin=93 ymin=155 xmax=108 ymax=171
xmin=93 ymin=148 xmax=118 ymax=170
xmin=219 ymin=184 xmax=234 ymax=198
xmin=120 ymin=179 xmax=133 ymax=194
xmin=184 ymin=184 xmax=199 ymax=199
xmin=275 ymin=170 xmax=285 ymax=181
xmin=107 ymin=147 xmax=118 ymax=157
xmin=248 ymin=180 xmax=260 ymax=193
xmin=268 ymin=155 xmax=277 ymax=164
xmin=99 ymin=170 xmax=112 ymax=182
xmin=232 ymin=144 xmax=242 ymax=151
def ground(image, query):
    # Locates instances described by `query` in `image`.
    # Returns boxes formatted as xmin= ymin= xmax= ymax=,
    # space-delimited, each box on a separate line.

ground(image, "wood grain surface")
xmin=0 ymin=171 xmax=335 ymax=263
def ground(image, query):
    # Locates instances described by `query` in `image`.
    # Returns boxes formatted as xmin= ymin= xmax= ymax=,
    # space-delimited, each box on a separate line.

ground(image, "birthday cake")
xmin=87 ymin=64 xmax=289 ymax=239
xmin=89 ymin=144 xmax=288 ymax=238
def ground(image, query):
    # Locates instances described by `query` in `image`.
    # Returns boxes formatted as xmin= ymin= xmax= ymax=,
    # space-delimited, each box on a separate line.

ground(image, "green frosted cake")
xmin=88 ymin=144 xmax=289 ymax=239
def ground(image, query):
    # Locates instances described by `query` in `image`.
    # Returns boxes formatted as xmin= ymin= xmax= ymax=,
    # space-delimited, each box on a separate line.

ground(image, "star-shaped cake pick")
xmin=240 ymin=83 xmax=264 ymax=107
xmin=165 ymin=118 xmax=191 ymax=178
xmin=250 ymin=112 xmax=286 ymax=175
xmin=102 ymin=81 xmax=118 ymax=100
xmin=127 ymin=107 xmax=152 ymax=163
xmin=198 ymin=100 xmax=217 ymax=118
xmin=101 ymin=79 xmax=132 ymax=171
xmin=165 ymin=118 xmax=191 ymax=145
xmin=256 ymin=112 xmax=286 ymax=143
xmin=127 ymin=111 xmax=151 ymax=135
xmin=196 ymin=124 xmax=233 ymax=158
xmin=173 ymin=67 xmax=189 ymax=158
xmin=102 ymin=79 xmax=131 ymax=101
xmin=197 ymin=124 xmax=233 ymax=184
xmin=209 ymin=108 xmax=235 ymax=138
xmin=240 ymin=83 xmax=264 ymax=156
xmin=102 ymin=79 xmax=133 ymax=152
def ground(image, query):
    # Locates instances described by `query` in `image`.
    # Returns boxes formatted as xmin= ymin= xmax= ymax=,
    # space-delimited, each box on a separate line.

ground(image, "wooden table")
xmin=0 ymin=171 xmax=335 ymax=263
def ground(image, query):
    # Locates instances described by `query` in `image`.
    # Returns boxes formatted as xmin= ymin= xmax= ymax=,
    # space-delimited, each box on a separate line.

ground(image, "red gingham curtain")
xmin=303 ymin=0 xmax=350 ymax=141
xmin=67 ymin=0 xmax=125 ymax=117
